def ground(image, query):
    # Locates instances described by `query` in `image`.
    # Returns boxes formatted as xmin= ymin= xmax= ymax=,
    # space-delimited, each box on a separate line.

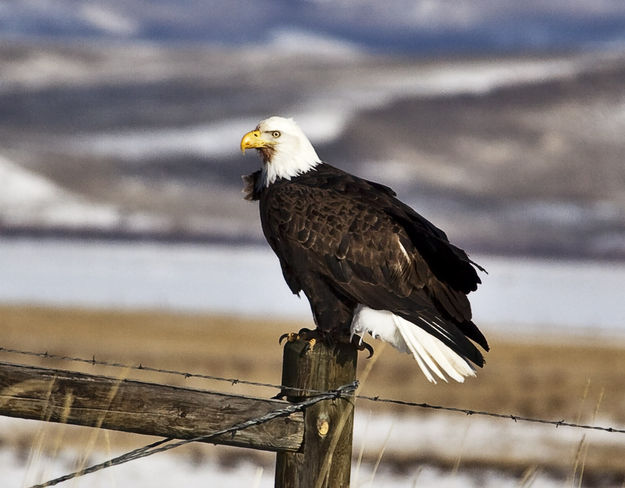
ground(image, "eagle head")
xmin=241 ymin=116 xmax=321 ymax=186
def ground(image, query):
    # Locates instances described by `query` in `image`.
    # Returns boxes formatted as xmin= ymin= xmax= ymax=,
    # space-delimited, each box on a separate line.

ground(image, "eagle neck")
xmin=260 ymin=143 xmax=321 ymax=187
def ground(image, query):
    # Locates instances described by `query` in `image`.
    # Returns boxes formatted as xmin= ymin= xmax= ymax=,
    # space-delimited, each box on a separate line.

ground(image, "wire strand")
xmin=354 ymin=394 xmax=625 ymax=434
xmin=2 ymin=346 xmax=625 ymax=435
xmin=0 ymin=346 xmax=287 ymax=392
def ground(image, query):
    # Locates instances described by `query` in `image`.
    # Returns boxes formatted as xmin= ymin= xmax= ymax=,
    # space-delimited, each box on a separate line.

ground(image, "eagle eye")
xmin=271 ymin=131 xmax=281 ymax=138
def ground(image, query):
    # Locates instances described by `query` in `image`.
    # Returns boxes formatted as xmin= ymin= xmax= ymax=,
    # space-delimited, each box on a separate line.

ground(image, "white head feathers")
xmin=242 ymin=116 xmax=321 ymax=186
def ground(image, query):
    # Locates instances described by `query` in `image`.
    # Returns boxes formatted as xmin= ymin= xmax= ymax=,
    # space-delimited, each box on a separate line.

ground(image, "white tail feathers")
xmin=392 ymin=315 xmax=475 ymax=383
xmin=351 ymin=305 xmax=476 ymax=384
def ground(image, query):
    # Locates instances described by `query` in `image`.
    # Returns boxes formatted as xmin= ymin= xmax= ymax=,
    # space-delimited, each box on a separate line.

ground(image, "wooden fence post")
xmin=275 ymin=338 xmax=358 ymax=488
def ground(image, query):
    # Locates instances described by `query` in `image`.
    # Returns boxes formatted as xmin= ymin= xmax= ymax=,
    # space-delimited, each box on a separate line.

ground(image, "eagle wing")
xmin=259 ymin=165 xmax=488 ymax=365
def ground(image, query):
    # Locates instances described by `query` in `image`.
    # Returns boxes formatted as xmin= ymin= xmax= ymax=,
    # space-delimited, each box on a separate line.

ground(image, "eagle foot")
xmin=279 ymin=328 xmax=372 ymax=357
xmin=278 ymin=332 xmax=299 ymax=344
xmin=278 ymin=328 xmax=320 ymax=355
xmin=278 ymin=328 xmax=317 ymax=345
xmin=296 ymin=328 xmax=321 ymax=355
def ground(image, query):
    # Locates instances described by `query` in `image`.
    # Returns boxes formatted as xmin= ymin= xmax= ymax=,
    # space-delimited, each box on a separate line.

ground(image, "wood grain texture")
xmin=275 ymin=339 xmax=357 ymax=488
xmin=0 ymin=361 xmax=303 ymax=452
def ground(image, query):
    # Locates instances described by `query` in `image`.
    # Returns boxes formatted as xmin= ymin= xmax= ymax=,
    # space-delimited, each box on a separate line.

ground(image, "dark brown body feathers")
xmin=247 ymin=163 xmax=488 ymax=367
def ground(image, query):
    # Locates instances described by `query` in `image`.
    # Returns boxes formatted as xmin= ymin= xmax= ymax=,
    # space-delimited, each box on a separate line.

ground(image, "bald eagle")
xmin=241 ymin=116 xmax=488 ymax=383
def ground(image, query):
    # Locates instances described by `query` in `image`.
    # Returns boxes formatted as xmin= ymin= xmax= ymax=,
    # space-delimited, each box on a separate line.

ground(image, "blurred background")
xmin=2 ymin=1 xmax=625 ymax=487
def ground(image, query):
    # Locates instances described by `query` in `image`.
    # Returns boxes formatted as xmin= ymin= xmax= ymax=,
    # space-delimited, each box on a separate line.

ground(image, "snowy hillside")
xmin=1 ymin=42 xmax=624 ymax=259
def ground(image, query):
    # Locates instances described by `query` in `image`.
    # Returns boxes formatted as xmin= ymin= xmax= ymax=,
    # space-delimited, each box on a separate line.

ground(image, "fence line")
xmin=356 ymin=394 xmax=625 ymax=434
xmin=0 ymin=346 xmax=281 ymax=391
xmin=28 ymin=382 xmax=358 ymax=488
xmin=2 ymin=345 xmax=625 ymax=435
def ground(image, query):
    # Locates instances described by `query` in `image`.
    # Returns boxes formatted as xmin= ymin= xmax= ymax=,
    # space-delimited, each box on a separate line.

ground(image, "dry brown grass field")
xmin=2 ymin=305 xmax=625 ymax=481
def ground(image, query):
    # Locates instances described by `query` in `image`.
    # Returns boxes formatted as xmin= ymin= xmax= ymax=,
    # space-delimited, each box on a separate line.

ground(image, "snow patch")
xmin=267 ymin=27 xmax=365 ymax=58
xmin=79 ymin=4 xmax=139 ymax=36
xmin=472 ymin=255 xmax=625 ymax=331
xmin=0 ymin=154 xmax=120 ymax=228
xmin=71 ymin=118 xmax=258 ymax=160
xmin=354 ymin=410 xmax=625 ymax=461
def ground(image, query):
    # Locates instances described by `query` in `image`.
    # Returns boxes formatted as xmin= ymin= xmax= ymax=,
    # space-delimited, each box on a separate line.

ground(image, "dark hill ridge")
xmin=3 ymin=0 xmax=625 ymax=54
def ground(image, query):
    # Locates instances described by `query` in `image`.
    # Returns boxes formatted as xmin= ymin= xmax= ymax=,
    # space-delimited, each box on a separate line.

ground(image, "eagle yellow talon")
xmin=279 ymin=332 xmax=299 ymax=344
xmin=279 ymin=330 xmax=320 ymax=355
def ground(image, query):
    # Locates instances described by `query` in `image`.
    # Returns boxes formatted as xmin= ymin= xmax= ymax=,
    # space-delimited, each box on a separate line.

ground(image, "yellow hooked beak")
xmin=240 ymin=129 xmax=271 ymax=154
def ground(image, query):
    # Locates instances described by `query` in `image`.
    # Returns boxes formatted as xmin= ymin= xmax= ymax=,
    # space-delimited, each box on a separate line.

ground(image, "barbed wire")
xmin=0 ymin=346 xmax=286 ymax=392
xmin=28 ymin=381 xmax=358 ymax=488
xmin=355 ymin=394 xmax=625 ymax=434
xmin=2 ymin=345 xmax=625 ymax=435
